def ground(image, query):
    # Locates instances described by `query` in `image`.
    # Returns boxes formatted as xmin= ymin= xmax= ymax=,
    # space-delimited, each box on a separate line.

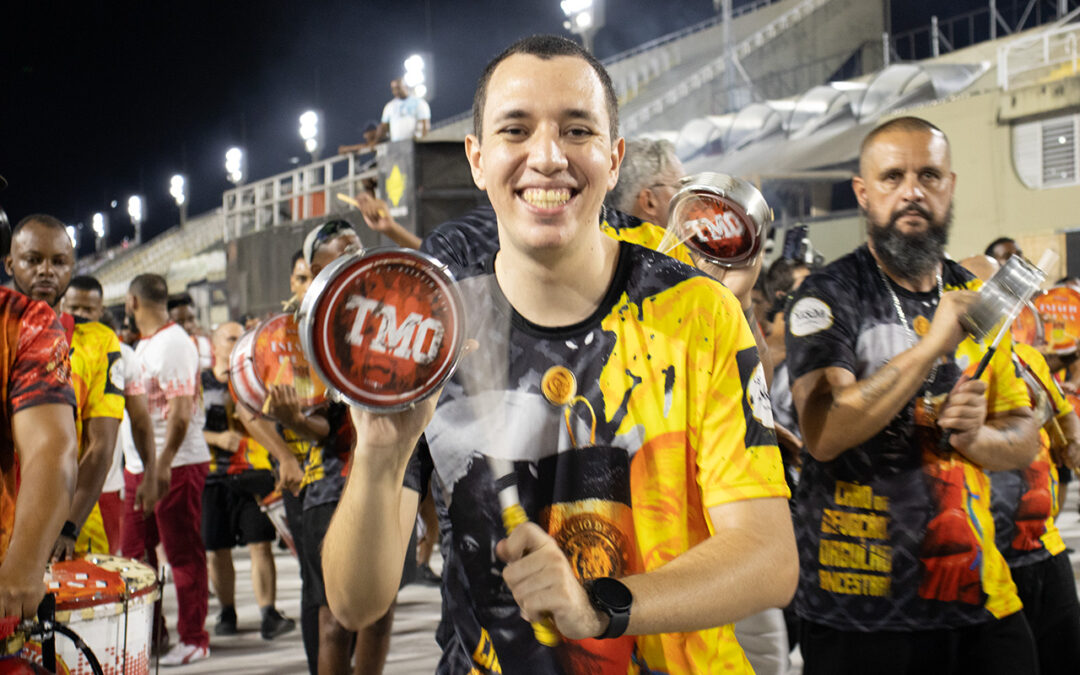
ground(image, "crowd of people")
xmin=0 ymin=33 xmax=1079 ymax=675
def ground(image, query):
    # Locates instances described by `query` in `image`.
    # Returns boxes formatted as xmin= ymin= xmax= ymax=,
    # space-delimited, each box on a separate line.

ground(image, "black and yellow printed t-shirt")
xmin=202 ymin=370 xmax=273 ymax=483
xmin=298 ymin=401 xmax=353 ymax=510
xmin=406 ymin=241 xmax=788 ymax=675
xmin=785 ymin=245 xmax=1028 ymax=632
xmin=989 ymin=343 xmax=1069 ymax=567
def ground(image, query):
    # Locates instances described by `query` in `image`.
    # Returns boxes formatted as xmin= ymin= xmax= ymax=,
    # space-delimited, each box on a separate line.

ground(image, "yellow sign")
xmin=386 ymin=164 xmax=406 ymax=207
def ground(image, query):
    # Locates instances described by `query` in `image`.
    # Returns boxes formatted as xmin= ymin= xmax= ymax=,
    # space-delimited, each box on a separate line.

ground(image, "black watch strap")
xmin=587 ymin=577 xmax=632 ymax=640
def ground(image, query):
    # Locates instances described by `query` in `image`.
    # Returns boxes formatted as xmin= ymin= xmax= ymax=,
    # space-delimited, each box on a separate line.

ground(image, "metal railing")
xmin=222 ymin=153 xmax=378 ymax=241
xmin=999 ymin=15 xmax=1080 ymax=89
xmin=621 ymin=0 xmax=830 ymax=133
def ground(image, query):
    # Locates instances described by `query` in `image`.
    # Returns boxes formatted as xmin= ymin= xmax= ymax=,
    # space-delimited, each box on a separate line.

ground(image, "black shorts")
xmin=202 ymin=472 xmax=277 ymax=550
xmin=800 ymin=612 xmax=1037 ymax=675
xmin=1011 ymin=552 xmax=1080 ymax=673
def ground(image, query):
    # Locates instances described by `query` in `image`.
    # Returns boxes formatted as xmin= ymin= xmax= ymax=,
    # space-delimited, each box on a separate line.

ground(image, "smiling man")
xmin=324 ymin=35 xmax=796 ymax=674
xmin=786 ymin=117 xmax=1040 ymax=674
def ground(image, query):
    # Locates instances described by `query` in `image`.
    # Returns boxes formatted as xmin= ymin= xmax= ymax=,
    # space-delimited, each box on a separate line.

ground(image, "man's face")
xmin=641 ymin=156 xmax=685 ymax=229
xmin=854 ymin=129 xmax=955 ymax=238
xmin=310 ymin=231 xmax=361 ymax=276
xmin=290 ymin=257 xmax=313 ymax=300
xmin=465 ymin=54 xmax=623 ymax=256
xmin=853 ymin=129 xmax=955 ymax=277
xmin=63 ymin=287 xmax=104 ymax=322
xmin=5 ymin=223 xmax=74 ymax=308
xmin=391 ymin=79 xmax=407 ymax=99
xmin=170 ymin=304 xmax=199 ymax=335
xmin=212 ymin=322 xmax=243 ymax=365
xmin=989 ymin=241 xmax=1021 ymax=267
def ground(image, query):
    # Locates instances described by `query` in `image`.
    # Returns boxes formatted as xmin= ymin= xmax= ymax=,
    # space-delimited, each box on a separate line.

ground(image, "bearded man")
xmin=784 ymin=117 xmax=1042 ymax=674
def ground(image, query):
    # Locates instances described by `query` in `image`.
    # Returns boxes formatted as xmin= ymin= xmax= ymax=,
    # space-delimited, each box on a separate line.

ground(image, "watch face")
xmin=592 ymin=577 xmax=633 ymax=611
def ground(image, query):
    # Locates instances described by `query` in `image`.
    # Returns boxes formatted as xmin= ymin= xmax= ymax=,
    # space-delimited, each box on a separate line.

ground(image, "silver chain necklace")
xmin=875 ymin=262 xmax=944 ymax=396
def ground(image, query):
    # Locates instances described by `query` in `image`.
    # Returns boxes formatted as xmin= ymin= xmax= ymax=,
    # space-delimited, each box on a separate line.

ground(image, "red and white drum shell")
xmin=43 ymin=555 xmax=158 ymax=675
xmin=260 ymin=492 xmax=296 ymax=557
xmin=229 ymin=313 xmax=327 ymax=416
xmin=666 ymin=172 xmax=772 ymax=268
xmin=299 ymin=248 xmax=466 ymax=412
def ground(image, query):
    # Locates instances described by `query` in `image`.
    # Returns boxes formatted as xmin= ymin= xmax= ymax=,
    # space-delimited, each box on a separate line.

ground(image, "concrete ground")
xmin=148 ymin=488 xmax=1080 ymax=674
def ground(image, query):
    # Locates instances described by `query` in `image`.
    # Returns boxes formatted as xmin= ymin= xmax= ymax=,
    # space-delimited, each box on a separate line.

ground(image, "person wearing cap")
xmin=5 ymin=215 xmax=125 ymax=561
xmin=0 ymin=202 xmax=78 ymax=622
xmin=267 ymin=222 xmax=396 ymax=674
xmin=323 ymin=35 xmax=796 ymax=674
xmin=785 ymin=117 xmax=1039 ymax=673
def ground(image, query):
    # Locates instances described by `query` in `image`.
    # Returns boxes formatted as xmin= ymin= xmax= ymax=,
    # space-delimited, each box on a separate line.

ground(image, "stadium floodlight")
xmin=561 ymin=0 xmax=604 ymax=52
xmin=299 ymin=111 xmax=323 ymax=160
xmin=402 ymin=52 xmax=433 ymax=100
xmin=225 ymin=147 xmax=246 ymax=185
xmin=91 ymin=212 xmax=106 ymax=238
xmin=127 ymin=195 xmax=144 ymax=245
xmin=169 ymin=174 xmax=186 ymax=206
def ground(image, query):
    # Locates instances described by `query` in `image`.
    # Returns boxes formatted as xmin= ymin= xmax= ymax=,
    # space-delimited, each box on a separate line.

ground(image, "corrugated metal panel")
xmin=1041 ymin=115 xmax=1078 ymax=188
xmin=1012 ymin=119 xmax=1042 ymax=189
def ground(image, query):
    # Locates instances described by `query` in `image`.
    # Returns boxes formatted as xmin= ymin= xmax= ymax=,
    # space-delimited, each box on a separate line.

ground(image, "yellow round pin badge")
xmin=913 ymin=315 xmax=931 ymax=337
xmin=541 ymin=366 xmax=577 ymax=406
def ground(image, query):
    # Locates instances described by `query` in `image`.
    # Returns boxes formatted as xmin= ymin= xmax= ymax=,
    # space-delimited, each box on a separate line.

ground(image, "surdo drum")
xmin=299 ymin=248 xmax=465 ymax=411
xmin=229 ymin=313 xmax=327 ymax=415
xmin=665 ymin=172 xmax=772 ymax=268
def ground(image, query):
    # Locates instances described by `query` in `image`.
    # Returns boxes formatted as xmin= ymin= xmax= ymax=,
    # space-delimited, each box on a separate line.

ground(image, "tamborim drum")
xmin=299 ymin=248 xmax=465 ymax=412
xmin=664 ymin=172 xmax=772 ymax=268
xmin=229 ymin=313 xmax=327 ymax=415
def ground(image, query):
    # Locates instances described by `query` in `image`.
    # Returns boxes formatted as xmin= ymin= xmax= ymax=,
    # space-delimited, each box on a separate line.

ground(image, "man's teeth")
xmin=521 ymin=188 xmax=571 ymax=208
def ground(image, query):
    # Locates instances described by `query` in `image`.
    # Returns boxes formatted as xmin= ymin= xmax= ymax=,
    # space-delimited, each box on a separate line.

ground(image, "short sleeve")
xmin=403 ymin=434 xmax=433 ymax=497
xmin=381 ymin=102 xmax=392 ymax=124
xmin=785 ymin=273 xmax=859 ymax=381
xmin=84 ymin=329 xmax=125 ymax=420
xmin=154 ymin=333 xmax=199 ymax=399
xmin=985 ymin=339 xmax=1032 ymax=415
xmin=695 ymin=286 xmax=789 ymax=508
xmin=417 ymin=99 xmax=431 ymax=121
xmin=122 ymin=344 xmax=144 ymax=396
xmin=10 ymin=301 xmax=76 ymax=415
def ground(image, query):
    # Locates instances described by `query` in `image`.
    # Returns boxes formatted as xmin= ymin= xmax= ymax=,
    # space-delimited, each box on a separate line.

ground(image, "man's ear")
xmin=465 ymin=134 xmax=485 ymax=191
xmin=635 ymin=188 xmax=659 ymax=221
xmin=3 ymin=255 xmax=11 ymax=277
xmin=607 ymin=136 xmax=626 ymax=191
xmin=851 ymin=175 xmax=868 ymax=212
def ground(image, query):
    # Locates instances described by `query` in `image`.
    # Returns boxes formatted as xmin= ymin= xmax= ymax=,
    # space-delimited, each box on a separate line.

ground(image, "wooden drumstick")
xmin=336 ymin=192 xmax=387 ymax=219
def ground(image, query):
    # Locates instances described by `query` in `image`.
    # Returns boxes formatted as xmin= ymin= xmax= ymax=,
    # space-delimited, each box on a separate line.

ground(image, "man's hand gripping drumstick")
xmin=335 ymin=193 xmax=421 ymax=249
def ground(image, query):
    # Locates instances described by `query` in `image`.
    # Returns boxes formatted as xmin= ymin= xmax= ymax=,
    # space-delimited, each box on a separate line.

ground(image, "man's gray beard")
xmin=865 ymin=206 xmax=951 ymax=282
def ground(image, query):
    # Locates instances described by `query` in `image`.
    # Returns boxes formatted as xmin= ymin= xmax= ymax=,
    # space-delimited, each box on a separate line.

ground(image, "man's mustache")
xmin=888 ymin=203 xmax=932 ymax=226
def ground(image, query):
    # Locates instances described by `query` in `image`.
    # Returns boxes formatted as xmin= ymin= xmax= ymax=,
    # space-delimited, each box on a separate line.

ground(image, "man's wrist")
xmin=60 ymin=521 xmax=78 ymax=539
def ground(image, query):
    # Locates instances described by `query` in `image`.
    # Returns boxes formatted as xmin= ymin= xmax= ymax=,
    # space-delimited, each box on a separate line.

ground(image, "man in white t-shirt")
xmin=374 ymin=78 xmax=431 ymax=143
xmin=120 ymin=273 xmax=212 ymax=667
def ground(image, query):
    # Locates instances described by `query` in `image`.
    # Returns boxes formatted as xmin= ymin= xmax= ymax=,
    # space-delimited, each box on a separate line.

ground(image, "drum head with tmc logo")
xmin=666 ymin=172 xmax=771 ymax=269
xmin=300 ymin=248 xmax=465 ymax=412
xmin=253 ymin=313 xmax=327 ymax=408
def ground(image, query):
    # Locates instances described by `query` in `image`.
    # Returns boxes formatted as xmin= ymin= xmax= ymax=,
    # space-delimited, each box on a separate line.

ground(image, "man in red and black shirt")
xmin=0 ymin=266 xmax=78 ymax=618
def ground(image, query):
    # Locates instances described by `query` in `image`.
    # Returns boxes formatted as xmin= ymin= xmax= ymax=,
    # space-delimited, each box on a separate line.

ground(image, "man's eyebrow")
xmin=492 ymin=109 xmax=530 ymax=124
xmin=563 ymin=108 xmax=599 ymax=124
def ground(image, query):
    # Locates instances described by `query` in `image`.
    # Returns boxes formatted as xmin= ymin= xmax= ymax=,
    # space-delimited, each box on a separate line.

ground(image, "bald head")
xmin=211 ymin=321 xmax=244 ymax=369
xmin=959 ymin=254 xmax=1000 ymax=282
xmin=858 ymin=116 xmax=951 ymax=178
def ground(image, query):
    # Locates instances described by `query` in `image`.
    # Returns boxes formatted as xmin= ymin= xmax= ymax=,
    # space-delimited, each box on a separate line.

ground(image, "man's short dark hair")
xmin=69 ymin=275 xmax=103 ymax=296
xmin=129 ymin=274 xmax=169 ymax=305
xmin=472 ymin=34 xmax=619 ymax=142
xmin=291 ymin=250 xmax=305 ymax=271
xmin=984 ymin=237 xmax=1016 ymax=257
xmin=859 ymin=116 xmax=949 ymax=176
xmin=13 ymin=213 xmax=67 ymax=239
xmin=167 ymin=292 xmax=194 ymax=312
xmin=766 ymin=258 xmax=810 ymax=300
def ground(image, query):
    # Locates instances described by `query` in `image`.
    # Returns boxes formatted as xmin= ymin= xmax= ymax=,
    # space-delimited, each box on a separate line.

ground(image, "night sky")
xmin=2 ymin=0 xmax=994 ymax=254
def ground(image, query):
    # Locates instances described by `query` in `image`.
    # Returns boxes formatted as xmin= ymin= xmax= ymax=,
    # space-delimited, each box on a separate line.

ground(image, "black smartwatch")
xmin=586 ymin=577 xmax=633 ymax=639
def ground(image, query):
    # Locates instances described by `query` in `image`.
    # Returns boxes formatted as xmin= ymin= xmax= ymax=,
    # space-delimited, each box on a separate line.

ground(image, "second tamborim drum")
xmin=299 ymin=248 xmax=466 ymax=412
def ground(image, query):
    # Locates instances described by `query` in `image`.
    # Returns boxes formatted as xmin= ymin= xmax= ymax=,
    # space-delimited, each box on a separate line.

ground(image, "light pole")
xmin=91 ymin=212 xmax=107 ymax=252
xmin=561 ymin=0 xmax=604 ymax=53
xmin=299 ymin=111 xmax=323 ymax=162
xmin=225 ymin=147 xmax=246 ymax=186
xmin=170 ymin=174 xmax=188 ymax=227
xmin=127 ymin=195 xmax=144 ymax=245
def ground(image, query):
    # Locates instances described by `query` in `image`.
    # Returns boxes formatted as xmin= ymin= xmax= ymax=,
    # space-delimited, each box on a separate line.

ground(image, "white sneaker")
xmin=159 ymin=642 xmax=209 ymax=666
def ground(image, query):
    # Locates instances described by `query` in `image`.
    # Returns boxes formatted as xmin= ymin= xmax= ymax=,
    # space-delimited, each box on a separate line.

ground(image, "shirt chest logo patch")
xmin=789 ymin=297 xmax=833 ymax=336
